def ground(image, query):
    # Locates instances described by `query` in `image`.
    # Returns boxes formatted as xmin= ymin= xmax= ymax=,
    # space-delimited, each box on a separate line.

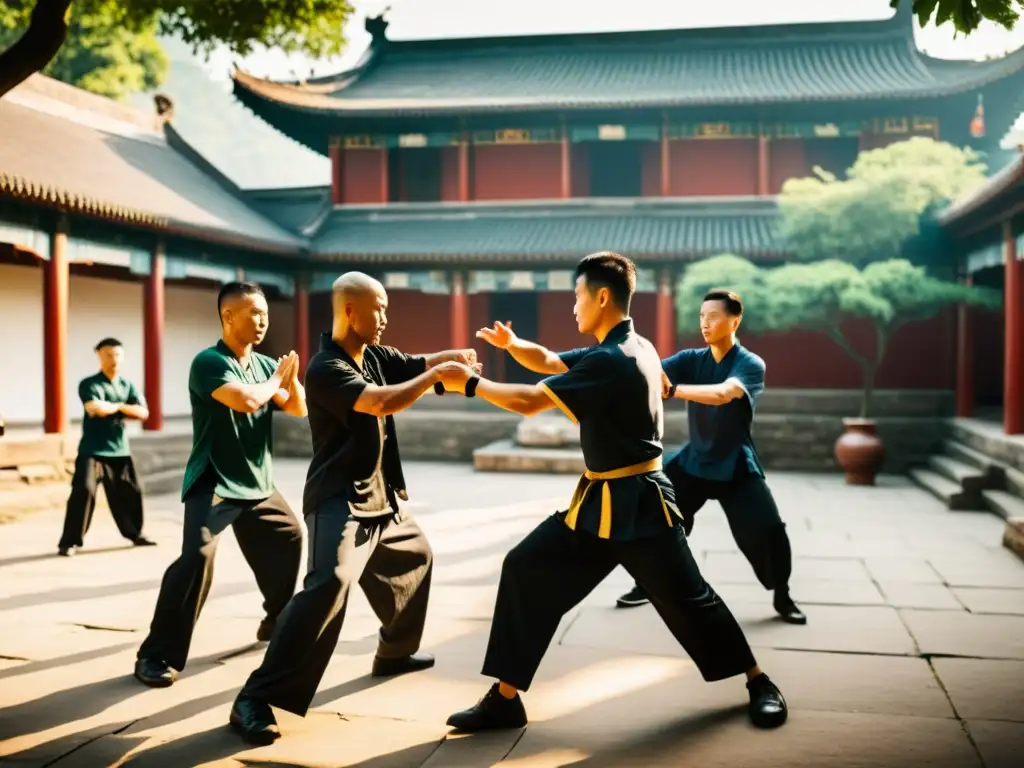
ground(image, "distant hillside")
xmin=131 ymin=37 xmax=329 ymax=190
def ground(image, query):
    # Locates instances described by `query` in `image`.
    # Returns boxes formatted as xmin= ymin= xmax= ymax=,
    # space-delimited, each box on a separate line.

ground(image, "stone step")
xmin=982 ymin=489 xmax=1024 ymax=521
xmin=942 ymin=439 xmax=1006 ymax=479
xmin=926 ymin=454 xmax=988 ymax=491
xmin=473 ymin=440 xmax=585 ymax=474
xmin=1004 ymin=519 xmax=1024 ymax=561
xmin=909 ymin=467 xmax=982 ymax=511
xmin=1006 ymin=466 xmax=1024 ymax=497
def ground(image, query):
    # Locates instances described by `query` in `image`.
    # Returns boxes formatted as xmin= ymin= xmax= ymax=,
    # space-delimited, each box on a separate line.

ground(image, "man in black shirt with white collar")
xmin=438 ymin=252 xmax=787 ymax=734
xmin=229 ymin=271 xmax=478 ymax=745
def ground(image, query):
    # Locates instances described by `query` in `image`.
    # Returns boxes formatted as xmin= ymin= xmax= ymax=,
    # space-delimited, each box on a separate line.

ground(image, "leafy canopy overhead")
xmin=778 ymin=138 xmax=987 ymax=267
xmin=892 ymin=0 xmax=1023 ymax=32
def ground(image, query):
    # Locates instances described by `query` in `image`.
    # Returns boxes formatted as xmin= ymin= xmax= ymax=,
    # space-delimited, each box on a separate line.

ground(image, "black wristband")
xmin=433 ymin=381 xmax=446 ymax=396
xmin=667 ymin=383 xmax=678 ymax=400
xmin=465 ymin=375 xmax=480 ymax=398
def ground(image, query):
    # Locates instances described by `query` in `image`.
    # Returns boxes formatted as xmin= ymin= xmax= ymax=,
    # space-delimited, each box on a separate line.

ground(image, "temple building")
xmin=2 ymin=4 xmax=1023 ymax=441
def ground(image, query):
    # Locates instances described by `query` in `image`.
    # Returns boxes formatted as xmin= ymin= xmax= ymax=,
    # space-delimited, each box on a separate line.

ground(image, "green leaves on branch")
xmin=779 ymin=138 xmax=988 ymax=267
xmin=891 ymin=0 xmax=1023 ymax=33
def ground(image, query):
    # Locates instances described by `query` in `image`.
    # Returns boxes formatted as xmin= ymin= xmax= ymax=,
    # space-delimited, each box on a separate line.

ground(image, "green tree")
xmin=0 ymin=3 xmax=167 ymax=100
xmin=892 ymin=0 xmax=1023 ymax=33
xmin=675 ymin=254 xmax=1002 ymax=419
xmin=779 ymin=137 xmax=988 ymax=267
xmin=0 ymin=0 xmax=354 ymax=100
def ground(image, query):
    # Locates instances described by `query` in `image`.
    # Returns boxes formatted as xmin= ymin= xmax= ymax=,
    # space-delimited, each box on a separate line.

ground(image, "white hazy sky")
xmin=200 ymin=0 xmax=1024 ymax=81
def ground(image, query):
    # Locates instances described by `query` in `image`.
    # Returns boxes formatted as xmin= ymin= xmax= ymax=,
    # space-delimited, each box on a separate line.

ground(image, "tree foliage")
xmin=675 ymin=254 xmax=1002 ymax=418
xmin=891 ymin=0 xmax=1023 ymax=33
xmin=0 ymin=0 xmax=354 ymax=99
xmin=779 ymin=138 xmax=988 ymax=267
xmin=0 ymin=2 xmax=167 ymax=100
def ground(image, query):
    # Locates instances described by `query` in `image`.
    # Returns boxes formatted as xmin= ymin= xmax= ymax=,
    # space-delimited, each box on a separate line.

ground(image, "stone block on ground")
xmin=1003 ymin=518 xmax=1024 ymax=560
xmin=930 ymin=658 xmax=1024 ymax=722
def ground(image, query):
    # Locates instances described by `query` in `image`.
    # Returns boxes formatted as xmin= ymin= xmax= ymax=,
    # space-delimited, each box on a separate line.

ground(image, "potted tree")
xmin=675 ymin=255 xmax=1001 ymax=485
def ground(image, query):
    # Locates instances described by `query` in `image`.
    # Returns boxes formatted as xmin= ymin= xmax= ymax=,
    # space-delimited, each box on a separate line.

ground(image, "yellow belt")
xmin=564 ymin=457 xmax=669 ymax=539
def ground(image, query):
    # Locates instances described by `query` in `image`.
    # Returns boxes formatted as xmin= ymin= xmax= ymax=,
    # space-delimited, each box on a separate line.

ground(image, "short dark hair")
xmin=94 ymin=337 xmax=122 ymax=351
xmin=217 ymin=281 xmax=264 ymax=314
xmin=575 ymin=251 xmax=636 ymax=312
xmin=703 ymin=289 xmax=743 ymax=316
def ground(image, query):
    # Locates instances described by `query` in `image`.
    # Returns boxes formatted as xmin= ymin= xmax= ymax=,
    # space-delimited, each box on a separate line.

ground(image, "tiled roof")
xmin=310 ymin=197 xmax=783 ymax=264
xmin=243 ymin=186 xmax=332 ymax=235
xmin=232 ymin=8 xmax=1024 ymax=118
xmin=939 ymin=151 xmax=1024 ymax=226
xmin=0 ymin=76 xmax=304 ymax=252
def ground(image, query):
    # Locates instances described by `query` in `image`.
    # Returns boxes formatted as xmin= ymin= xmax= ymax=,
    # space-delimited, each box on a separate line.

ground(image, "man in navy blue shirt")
xmin=442 ymin=253 xmax=787 ymax=734
xmin=615 ymin=289 xmax=805 ymax=624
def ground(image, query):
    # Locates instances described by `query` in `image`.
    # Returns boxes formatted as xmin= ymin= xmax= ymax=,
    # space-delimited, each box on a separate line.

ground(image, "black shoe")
xmin=447 ymin=683 xmax=528 ymax=732
xmin=747 ymin=673 xmax=788 ymax=729
xmin=229 ymin=695 xmax=281 ymax=745
xmin=773 ymin=590 xmax=807 ymax=625
xmin=57 ymin=546 xmax=75 ymax=557
xmin=256 ymin=617 xmax=275 ymax=642
xmin=132 ymin=536 xmax=157 ymax=547
xmin=134 ymin=657 xmax=176 ymax=688
xmin=616 ymin=585 xmax=650 ymax=608
xmin=371 ymin=651 xmax=435 ymax=677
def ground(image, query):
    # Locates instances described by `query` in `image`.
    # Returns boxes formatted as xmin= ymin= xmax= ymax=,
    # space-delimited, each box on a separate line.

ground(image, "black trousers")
xmin=241 ymin=499 xmax=433 ymax=716
xmin=137 ymin=483 xmax=303 ymax=671
xmin=659 ymin=462 xmax=793 ymax=592
xmin=483 ymin=515 xmax=757 ymax=692
xmin=59 ymin=455 xmax=144 ymax=549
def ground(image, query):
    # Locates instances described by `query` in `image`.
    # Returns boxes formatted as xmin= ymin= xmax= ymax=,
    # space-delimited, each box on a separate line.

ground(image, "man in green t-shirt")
xmin=58 ymin=338 xmax=156 ymax=556
xmin=134 ymin=282 xmax=308 ymax=689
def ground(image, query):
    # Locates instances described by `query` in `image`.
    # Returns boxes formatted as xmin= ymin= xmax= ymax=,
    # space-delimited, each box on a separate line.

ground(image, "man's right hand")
xmin=475 ymin=320 xmax=516 ymax=350
xmin=433 ymin=361 xmax=475 ymax=394
xmin=274 ymin=352 xmax=298 ymax=387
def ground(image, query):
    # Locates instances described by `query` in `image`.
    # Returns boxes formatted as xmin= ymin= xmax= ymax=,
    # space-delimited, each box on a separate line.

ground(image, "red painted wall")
xmin=474 ymin=144 xmax=564 ymax=200
xmin=669 ymin=139 xmax=759 ymax=197
xmin=641 ymin=143 xmax=662 ymax=197
xmin=769 ymin=139 xmax=808 ymax=194
xmin=440 ymin=146 xmax=461 ymax=201
xmin=342 ymin=148 xmax=387 ymax=204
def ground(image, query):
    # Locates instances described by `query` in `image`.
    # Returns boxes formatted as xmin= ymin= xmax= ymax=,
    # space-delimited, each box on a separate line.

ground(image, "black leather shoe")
xmin=256 ymin=617 xmax=275 ymax=642
xmin=371 ymin=651 xmax=435 ymax=677
xmin=774 ymin=590 xmax=807 ymax=625
xmin=230 ymin=696 xmax=281 ymax=745
xmin=132 ymin=536 xmax=157 ymax=547
xmin=747 ymin=673 xmax=788 ymax=729
xmin=616 ymin=584 xmax=650 ymax=608
xmin=134 ymin=657 xmax=176 ymax=688
xmin=447 ymin=683 xmax=528 ymax=732
xmin=57 ymin=546 xmax=76 ymax=557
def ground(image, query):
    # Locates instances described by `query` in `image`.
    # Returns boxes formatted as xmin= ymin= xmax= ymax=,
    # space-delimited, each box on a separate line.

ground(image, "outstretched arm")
xmin=476 ymin=321 xmax=567 ymax=375
xmin=354 ymin=370 xmax=443 ymax=417
xmin=472 ymin=380 xmax=557 ymax=416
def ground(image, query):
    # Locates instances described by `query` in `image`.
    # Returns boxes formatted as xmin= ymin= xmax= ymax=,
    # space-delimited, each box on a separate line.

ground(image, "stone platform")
xmin=1 ymin=460 xmax=1023 ymax=767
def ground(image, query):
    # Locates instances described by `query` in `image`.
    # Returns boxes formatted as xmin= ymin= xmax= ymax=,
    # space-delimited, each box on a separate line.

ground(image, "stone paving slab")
xmin=1 ymin=464 xmax=1023 ymax=767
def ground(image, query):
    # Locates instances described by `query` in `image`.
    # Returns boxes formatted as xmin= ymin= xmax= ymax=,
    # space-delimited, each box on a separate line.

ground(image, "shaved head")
xmin=331 ymin=271 xmax=389 ymax=347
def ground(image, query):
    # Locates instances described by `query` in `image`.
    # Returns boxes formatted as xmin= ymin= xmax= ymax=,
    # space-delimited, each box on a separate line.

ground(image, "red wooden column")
xmin=660 ymin=116 xmax=671 ymax=197
xmin=655 ymin=266 xmax=676 ymax=358
xmin=379 ymin=147 xmax=390 ymax=202
xmin=143 ymin=240 xmax=165 ymax=431
xmin=560 ymin=123 xmax=571 ymax=199
xmin=43 ymin=217 xmax=69 ymax=434
xmin=329 ymin=139 xmax=344 ymax=205
xmin=1004 ymin=221 xmax=1023 ymax=434
xmin=294 ymin=272 xmax=311 ymax=378
xmin=757 ymin=135 xmax=771 ymax=196
xmin=955 ymin=273 xmax=974 ymax=419
xmin=458 ymin=132 xmax=471 ymax=202
xmin=450 ymin=271 xmax=470 ymax=349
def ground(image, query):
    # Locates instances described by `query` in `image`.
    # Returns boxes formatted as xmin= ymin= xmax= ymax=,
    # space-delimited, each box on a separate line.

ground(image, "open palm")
xmin=476 ymin=320 xmax=516 ymax=349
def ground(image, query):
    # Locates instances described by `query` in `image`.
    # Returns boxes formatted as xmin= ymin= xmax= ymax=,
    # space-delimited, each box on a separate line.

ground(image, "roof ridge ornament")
xmin=365 ymin=8 xmax=391 ymax=45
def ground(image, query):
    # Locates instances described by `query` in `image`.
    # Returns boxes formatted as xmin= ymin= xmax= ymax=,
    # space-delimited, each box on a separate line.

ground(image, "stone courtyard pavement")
xmin=1 ymin=461 xmax=1023 ymax=767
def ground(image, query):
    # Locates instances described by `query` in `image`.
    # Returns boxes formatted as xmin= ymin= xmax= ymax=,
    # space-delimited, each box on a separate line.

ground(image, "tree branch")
xmin=0 ymin=0 xmax=72 ymax=100
xmin=826 ymin=327 xmax=870 ymax=369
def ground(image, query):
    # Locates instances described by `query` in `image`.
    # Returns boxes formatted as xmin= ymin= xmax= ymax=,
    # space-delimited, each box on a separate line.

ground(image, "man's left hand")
xmin=449 ymin=348 xmax=478 ymax=367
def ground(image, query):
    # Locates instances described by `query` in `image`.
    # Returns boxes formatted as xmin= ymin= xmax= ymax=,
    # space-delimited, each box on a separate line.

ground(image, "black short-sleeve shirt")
xmin=77 ymin=372 xmax=145 ymax=458
xmin=181 ymin=341 xmax=280 ymax=502
xmin=662 ymin=344 xmax=766 ymax=481
xmin=302 ymin=333 xmax=427 ymax=518
xmin=549 ymin=319 xmax=681 ymax=540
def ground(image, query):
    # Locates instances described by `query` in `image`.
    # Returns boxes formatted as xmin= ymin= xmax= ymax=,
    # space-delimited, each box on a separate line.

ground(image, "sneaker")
xmin=446 ymin=683 xmax=528 ymax=732
xmin=615 ymin=584 xmax=650 ymax=608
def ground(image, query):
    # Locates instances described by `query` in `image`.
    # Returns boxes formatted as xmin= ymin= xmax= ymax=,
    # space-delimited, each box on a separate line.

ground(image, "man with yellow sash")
xmin=435 ymin=252 xmax=788 ymax=732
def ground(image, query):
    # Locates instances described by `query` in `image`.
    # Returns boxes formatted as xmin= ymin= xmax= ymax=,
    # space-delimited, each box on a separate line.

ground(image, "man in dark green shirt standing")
xmin=58 ymin=338 xmax=155 ymax=556
xmin=134 ymin=282 xmax=308 ymax=689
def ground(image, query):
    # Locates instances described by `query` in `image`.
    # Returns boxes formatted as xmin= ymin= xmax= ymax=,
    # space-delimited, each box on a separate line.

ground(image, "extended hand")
xmin=275 ymin=352 xmax=299 ymax=387
xmin=434 ymin=361 xmax=475 ymax=394
xmin=450 ymin=348 xmax=478 ymax=367
xmin=475 ymin=320 xmax=516 ymax=350
xmin=661 ymin=371 xmax=673 ymax=400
